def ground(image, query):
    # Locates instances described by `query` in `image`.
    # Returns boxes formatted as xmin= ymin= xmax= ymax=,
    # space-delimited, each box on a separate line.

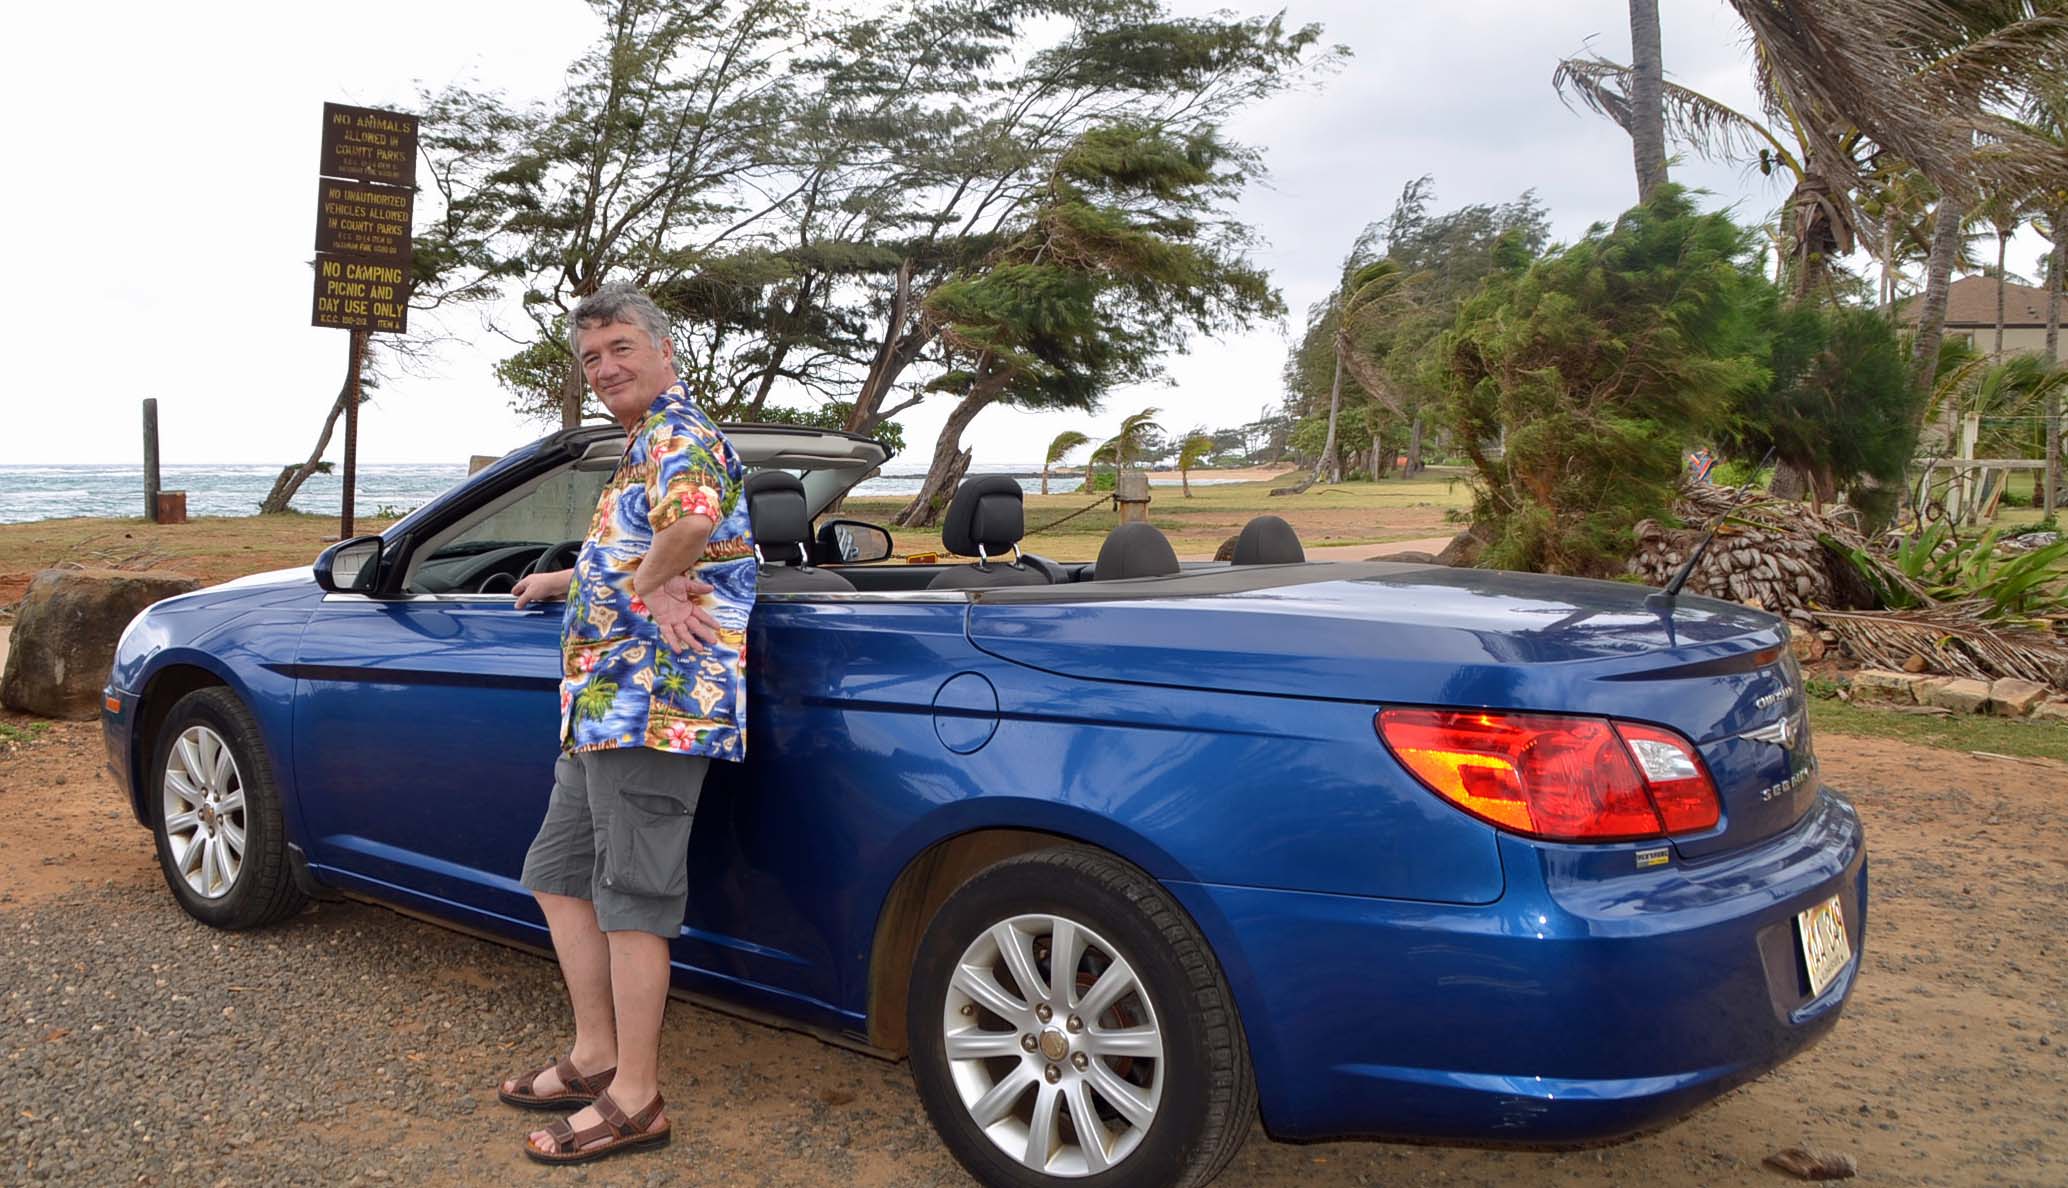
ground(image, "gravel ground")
xmin=2 ymin=717 xmax=2066 ymax=1186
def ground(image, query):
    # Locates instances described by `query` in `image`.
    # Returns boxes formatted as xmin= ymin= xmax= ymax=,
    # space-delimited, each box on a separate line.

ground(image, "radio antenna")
xmin=1660 ymin=447 xmax=1777 ymax=599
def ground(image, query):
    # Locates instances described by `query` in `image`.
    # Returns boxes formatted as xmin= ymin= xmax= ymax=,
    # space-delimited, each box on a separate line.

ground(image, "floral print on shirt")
xmin=558 ymin=380 xmax=756 ymax=760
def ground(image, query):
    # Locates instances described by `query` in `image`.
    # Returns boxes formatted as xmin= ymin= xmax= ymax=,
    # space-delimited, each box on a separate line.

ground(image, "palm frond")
xmin=1044 ymin=429 xmax=1091 ymax=466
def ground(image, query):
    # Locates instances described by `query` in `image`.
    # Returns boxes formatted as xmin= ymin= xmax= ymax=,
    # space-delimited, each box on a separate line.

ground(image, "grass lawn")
xmin=1810 ymin=697 xmax=2068 ymax=763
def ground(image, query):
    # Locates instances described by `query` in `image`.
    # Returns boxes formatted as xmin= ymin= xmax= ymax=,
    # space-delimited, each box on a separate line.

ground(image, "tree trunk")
xmin=1041 ymin=465 xmax=1050 ymax=497
xmin=1626 ymin=0 xmax=1668 ymax=201
xmin=261 ymin=340 xmax=370 ymax=514
xmin=1405 ymin=413 xmax=1425 ymax=476
xmin=1181 ymin=467 xmax=1192 ymax=497
xmin=894 ymin=383 xmax=1005 ymax=528
xmin=849 ymin=258 xmax=920 ymax=436
xmin=1995 ymin=230 xmax=2009 ymax=356
xmin=559 ymin=358 xmax=585 ymax=430
xmin=1770 ymin=460 xmax=1809 ymax=502
xmin=2048 ymin=214 xmax=2063 ymax=514
xmin=1315 ymin=350 xmax=1344 ymax=484
xmin=1911 ymin=197 xmax=1967 ymax=446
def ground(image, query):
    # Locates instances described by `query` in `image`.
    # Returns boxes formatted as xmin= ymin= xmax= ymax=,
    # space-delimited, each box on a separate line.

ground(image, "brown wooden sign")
xmin=312 ymin=253 xmax=409 ymax=333
xmin=319 ymin=102 xmax=419 ymax=188
xmin=314 ymin=178 xmax=414 ymax=264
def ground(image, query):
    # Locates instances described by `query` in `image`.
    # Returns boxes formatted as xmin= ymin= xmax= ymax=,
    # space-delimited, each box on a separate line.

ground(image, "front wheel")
xmin=150 ymin=687 xmax=307 ymax=929
xmin=907 ymin=846 xmax=1255 ymax=1188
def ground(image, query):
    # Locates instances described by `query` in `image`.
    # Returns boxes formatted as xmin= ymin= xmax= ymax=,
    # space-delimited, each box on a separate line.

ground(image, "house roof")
xmin=1902 ymin=274 xmax=2061 ymax=328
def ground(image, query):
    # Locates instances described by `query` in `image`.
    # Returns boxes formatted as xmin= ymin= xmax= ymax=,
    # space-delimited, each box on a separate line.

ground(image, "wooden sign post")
xmin=312 ymin=102 xmax=417 ymax=537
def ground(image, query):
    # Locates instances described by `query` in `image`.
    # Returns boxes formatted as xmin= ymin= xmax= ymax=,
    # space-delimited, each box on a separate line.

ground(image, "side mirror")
xmin=815 ymin=519 xmax=893 ymax=564
xmin=315 ymin=535 xmax=383 ymax=594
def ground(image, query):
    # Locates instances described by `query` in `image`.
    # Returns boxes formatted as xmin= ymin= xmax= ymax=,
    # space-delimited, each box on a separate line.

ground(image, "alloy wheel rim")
xmin=161 ymin=726 xmax=246 ymax=899
xmin=941 ymin=912 xmax=1165 ymax=1177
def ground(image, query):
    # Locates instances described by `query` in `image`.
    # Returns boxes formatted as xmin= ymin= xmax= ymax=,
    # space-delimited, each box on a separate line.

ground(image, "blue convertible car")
xmin=102 ymin=424 xmax=1864 ymax=1187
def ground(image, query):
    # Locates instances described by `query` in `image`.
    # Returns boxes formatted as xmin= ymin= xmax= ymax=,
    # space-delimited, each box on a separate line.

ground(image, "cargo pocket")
xmin=604 ymin=786 xmax=695 ymax=898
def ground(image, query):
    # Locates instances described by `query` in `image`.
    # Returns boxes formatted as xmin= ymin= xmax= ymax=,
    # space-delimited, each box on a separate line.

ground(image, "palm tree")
xmin=1041 ymin=429 xmax=1091 ymax=496
xmin=1176 ymin=431 xmax=1214 ymax=497
xmin=1628 ymin=0 xmax=1668 ymax=200
xmin=1975 ymin=189 xmax=2034 ymax=355
xmin=1096 ymin=408 xmax=1164 ymax=474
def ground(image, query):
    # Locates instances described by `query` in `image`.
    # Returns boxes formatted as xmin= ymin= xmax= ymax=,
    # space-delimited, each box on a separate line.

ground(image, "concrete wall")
xmin=1951 ymin=325 xmax=2066 ymax=362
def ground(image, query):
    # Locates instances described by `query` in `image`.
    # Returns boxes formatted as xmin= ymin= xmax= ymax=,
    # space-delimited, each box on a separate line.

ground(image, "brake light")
xmin=1376 ymin=709 xmax=1720 ymax=842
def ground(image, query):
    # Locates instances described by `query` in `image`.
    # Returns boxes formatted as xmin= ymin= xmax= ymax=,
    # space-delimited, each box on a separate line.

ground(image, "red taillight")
xmin=1376 ymin=708 xmax=1720 ymax=842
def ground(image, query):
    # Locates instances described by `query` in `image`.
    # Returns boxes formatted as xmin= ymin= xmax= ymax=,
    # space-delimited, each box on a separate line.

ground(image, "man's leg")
xmin=603 ymin=929 xmax=671 ymax=1107
xmin=510 ymin=758 xmax=619 ymax=1098
xmin=537 ymin=892 xmax=620 ymax=1073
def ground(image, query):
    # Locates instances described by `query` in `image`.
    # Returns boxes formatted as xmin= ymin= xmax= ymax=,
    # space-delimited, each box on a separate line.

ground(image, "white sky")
xmin=0 ymin=1 xmax=2047 ymax=467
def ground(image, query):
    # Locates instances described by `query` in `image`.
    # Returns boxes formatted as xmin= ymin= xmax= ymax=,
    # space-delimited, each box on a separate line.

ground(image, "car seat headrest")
xmin=1094 ymin=521 xmax=1180 ymax=580
xmin=744 ymin=470 xmax=811 ymax=564
xmin=1232 ymin=514 xmax=1305 ymax=564
xmin=941 ymin=475 xmax=1026 ymax=560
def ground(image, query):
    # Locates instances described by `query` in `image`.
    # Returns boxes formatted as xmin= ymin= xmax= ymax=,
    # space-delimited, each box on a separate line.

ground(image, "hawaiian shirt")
xmin=558 ymin=380 xmax=756 ymax=760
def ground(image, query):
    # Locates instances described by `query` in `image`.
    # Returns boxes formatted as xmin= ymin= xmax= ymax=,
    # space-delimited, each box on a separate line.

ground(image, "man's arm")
xmin=511 ymin=567 xmax=574 ymax=610
xmin=635 ymin=516 xmax=721 ymax=652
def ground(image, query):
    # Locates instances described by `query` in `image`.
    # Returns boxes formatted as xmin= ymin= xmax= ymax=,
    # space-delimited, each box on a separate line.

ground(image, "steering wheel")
xmin=520 ymin=539 xmax=585 ymax=579
xmin=476 ymin=572 xmax=517 ymax=595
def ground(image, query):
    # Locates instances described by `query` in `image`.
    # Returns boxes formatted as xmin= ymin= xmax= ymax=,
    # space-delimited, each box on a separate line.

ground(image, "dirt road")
xmin=2 ymin=719 xmax=2063 ymax=1186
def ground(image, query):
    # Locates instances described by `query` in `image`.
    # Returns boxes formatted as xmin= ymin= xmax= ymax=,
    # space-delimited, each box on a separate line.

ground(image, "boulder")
xmin=1433 ymin=530 xmax=1483 ymax=568
xmin=0 ymin=568 xmax=198 ymax=719
xmin=1367 ymin=550 xmax=1437 ymax=564
xmin=2033 ymin=700 xmax=2068 ymax=723
xmin=1987 ymin=678 xmax=2049 ymax=718
xmin=1919 ymin=677 xmax=1992 ymax=714
xmin=1851 ymin=669 xmax=1926 ymax=705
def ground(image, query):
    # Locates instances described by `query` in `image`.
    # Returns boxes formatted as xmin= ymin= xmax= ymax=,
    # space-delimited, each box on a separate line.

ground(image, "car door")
xmin=293 ymin=458 xmax=605 ymax=925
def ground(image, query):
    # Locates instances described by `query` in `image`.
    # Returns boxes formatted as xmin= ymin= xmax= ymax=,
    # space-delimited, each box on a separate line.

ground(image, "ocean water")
xmin=0 ymin=463 xmax=1109 ymax=524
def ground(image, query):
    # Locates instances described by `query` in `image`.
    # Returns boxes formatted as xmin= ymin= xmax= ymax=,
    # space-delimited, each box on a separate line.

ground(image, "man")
xmin=497 ymin=283 xmax=756 ymax=1165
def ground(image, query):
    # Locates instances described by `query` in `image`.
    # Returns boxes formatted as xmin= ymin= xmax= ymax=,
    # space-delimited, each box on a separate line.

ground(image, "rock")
xmin=1851 ymin=669 xmax=1927 ymax=705
xmin=2033 ymin=700 xmax=2068 ymax=723
xmin=1433 ymin=530 xmax=1483 ymax=568
xmin=1901 ymin=654 xmax=1929 ymax=674
xmin=1787 ymin=623 xmax=1825 ymax=663
xmin=1987 ymin=678 xmax=2048 ymax=717
xmin=1763 ymin=1147 xmax=1857 ymax=1180
xmin=1919 ymin=677 xmax=1993 ymax=714
xmin=1367 ymin=549 xmax=1436 ymax=563
xmin=0 ymin=569 xmax=198 ymax=719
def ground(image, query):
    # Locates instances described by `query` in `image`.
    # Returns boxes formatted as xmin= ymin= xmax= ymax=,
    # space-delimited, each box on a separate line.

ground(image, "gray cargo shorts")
xmin=519 ymin=747 xmax=709 ymax=937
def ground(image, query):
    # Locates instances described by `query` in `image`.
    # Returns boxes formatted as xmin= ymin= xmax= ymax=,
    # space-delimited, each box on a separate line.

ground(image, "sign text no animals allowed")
xmin=319 ymin=103 xmax=419 ymax=188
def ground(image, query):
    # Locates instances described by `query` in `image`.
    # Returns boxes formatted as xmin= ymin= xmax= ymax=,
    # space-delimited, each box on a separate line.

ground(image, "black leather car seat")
xmin=743 ymin=471 xmax=855 ymax=592
xmin=928 ymin=476 xmax=1051 ymax=589
xmin=1093 ymin=521 xmax=1181 ymax=580
xmin=1232 ymin=514 xmax=1306 ymax=564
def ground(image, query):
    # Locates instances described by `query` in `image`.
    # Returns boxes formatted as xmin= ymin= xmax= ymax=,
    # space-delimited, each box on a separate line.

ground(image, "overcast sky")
xmin=1 ymin=1 xmax=2043 ymax=469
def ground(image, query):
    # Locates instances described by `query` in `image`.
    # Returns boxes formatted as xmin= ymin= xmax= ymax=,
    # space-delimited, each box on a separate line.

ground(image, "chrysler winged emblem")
xmin=1741 ymin=715 xmax=1799 ymax=750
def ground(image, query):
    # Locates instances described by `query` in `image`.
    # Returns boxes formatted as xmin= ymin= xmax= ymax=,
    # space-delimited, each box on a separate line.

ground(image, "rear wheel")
xmin=907 ymin=846 xmax=1255 ymax=1188
xmin=150 ymin=687 xmax=306 ymax=929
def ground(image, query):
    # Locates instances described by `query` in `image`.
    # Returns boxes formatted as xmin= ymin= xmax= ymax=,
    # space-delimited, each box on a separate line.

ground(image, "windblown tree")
xmin=891 ymin=123 xmax=1281 ymax=526
xmin=1286 ymin=179 xmax=1549 ymax=484
xmin=1176 ymin=430 xmax=1214 ymax=496
xmin=1440 ymin=187 xmax=1773 ymax=577
xmin=1041 ymin=429 xmax=1091 ymax=495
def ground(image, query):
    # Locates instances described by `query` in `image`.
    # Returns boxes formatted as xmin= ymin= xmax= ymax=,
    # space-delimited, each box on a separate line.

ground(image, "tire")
xmin=907 ymin=845 xmax=1256 ymax=1188
xmin=149 ymin=687 xmax=307 ymax=929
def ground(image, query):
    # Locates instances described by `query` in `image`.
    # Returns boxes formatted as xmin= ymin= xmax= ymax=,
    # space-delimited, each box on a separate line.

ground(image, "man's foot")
xmin=524 ymin=1090 xmax=669 ymax=1164
xmin=499 ymin=1055 xmax=617 ymax=1110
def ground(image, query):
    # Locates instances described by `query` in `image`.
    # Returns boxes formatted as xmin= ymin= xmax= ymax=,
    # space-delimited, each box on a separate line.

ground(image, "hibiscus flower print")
xmin=665 ymin=720 xmax=697 ymax=750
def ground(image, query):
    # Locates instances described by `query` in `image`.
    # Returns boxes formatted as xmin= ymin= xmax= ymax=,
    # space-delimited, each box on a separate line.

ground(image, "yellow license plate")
xmin=1796 ymin=894 xmax=1851 ymax=998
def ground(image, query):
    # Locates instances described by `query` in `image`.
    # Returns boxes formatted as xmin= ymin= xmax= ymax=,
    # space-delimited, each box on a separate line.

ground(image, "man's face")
xmin=576 ymin=319 xmax=676 ymax=425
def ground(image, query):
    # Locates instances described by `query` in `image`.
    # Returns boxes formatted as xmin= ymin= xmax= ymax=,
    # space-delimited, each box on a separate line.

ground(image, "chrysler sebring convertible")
xmin=101 ymin=423 xmax=1864 ymax=1188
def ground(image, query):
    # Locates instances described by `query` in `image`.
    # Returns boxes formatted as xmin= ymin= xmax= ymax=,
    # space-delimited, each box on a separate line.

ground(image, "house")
xmin=1906 ymin=274 xmax=2065 ymax=362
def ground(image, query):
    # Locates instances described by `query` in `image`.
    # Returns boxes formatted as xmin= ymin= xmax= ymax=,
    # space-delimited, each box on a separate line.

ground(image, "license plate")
xmin=1796 ymin=894 xmax=1851 ymax=998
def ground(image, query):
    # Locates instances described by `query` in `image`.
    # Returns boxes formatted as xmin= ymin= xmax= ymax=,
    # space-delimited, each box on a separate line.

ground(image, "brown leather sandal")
xmin=524 ymin=1090 xmax=670 ymax=1165
xmin=498 ymin=1057 xmax=616 ymax=1110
